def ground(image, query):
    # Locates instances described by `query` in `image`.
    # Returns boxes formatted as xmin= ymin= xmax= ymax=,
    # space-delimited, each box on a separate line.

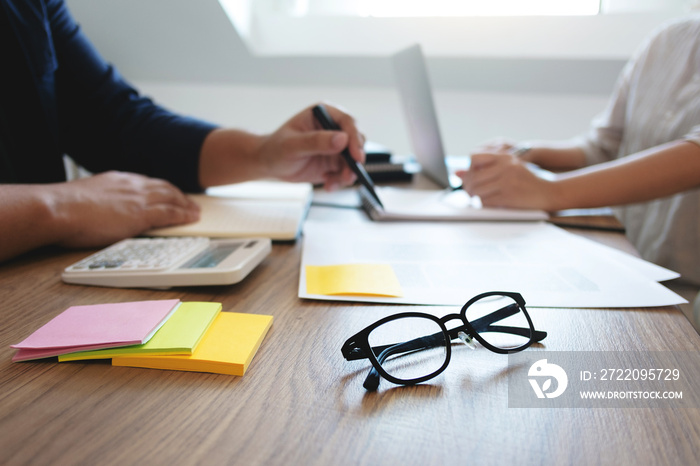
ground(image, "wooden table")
xmin=1 ymin=206 xmax=699 ymax=465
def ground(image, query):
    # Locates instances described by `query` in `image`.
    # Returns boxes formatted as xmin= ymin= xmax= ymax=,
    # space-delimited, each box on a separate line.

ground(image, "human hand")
xmin=256 ymin=103 xmax=366 ymax=190
xmin=50 ymin=171 xmax=200 ymax=248
xmin=457 ymin=152 xmax=558 ymax=211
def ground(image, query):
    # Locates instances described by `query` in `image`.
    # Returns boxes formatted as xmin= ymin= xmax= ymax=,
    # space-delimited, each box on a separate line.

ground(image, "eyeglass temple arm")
xmin=363 ymin=335 xmax=445 ymax=391
xmin=467 ymin=325 xmax=547 ymax=342
xmin=343 ymin=331 xmax=446 ymax=361
xmin=467 ymin=303 xmax=547 ymax=342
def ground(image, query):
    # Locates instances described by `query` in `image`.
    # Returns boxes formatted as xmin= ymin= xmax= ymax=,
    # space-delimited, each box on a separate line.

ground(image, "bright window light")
xmin=360 ymin=0 xmax=600 ymax=17
xmin=292 ymin=0 xmax=601 ymax=17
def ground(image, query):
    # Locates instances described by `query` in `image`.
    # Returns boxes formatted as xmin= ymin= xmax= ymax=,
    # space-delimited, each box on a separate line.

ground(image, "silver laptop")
xmin=392 ymin=44 xmax=461 ymax=189
xmin=357 ymin=46 xmax=548 ymax=222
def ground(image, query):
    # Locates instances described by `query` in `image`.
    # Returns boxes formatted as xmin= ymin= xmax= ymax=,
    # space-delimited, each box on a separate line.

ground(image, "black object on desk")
xmin=364 ymin=161 xmax=414 ymax=183
xmin=364 ymin=141 xmax=415 ymax=183
xmin=364 ymin=140 xmax=392 ymax=163
xmin=312 ymin=104 xmax=384 ymax=208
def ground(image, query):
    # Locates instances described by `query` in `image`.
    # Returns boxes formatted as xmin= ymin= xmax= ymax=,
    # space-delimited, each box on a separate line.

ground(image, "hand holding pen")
xmin=237 ymin=103 xmax=366 ymax=191
xmin=312 ymin=104 xmax=384 ymax=208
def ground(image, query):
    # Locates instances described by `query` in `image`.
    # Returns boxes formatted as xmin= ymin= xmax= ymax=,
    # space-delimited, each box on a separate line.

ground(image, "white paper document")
xmin=299 ymin=220 xmax=685 ymax=308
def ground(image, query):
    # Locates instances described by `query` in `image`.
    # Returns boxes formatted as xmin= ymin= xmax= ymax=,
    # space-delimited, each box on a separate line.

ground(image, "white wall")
xmin=63 ymin=0 xmax=664 ymax=154
xmin=135 ymin=82 xmax=607 ymax=156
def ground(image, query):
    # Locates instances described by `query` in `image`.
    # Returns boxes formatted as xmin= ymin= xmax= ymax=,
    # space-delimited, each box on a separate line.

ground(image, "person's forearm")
xmin=0 ymin=186 xmax=67 ymax=262
xmin=198 ymin=128 xmax=266 ymax=188
xmin=519 ymin=141 xmax=588 ymax=171
xmin=550 ymin=140 xmax=700 ymax=210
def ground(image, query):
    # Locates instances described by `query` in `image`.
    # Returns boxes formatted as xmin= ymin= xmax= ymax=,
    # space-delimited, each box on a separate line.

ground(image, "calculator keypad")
xmin=66 ymin=237 xmax=210 ymax=272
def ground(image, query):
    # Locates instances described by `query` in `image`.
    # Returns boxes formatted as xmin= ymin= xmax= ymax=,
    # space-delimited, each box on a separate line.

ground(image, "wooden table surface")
xmin=1 ymin=205 xmax=699 ymax=465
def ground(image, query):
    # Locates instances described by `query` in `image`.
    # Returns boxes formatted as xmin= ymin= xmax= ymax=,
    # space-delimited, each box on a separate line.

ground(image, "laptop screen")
xmin=392 ymin=44 xmax=456 ymax=189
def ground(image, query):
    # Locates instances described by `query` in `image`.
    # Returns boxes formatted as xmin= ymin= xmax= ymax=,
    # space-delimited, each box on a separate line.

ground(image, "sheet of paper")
xmin=299 ymin=221 xmax=685 ymax=308
xmin=11 ymin=299 xmax=181 ymax=361
xmin=305 ymin=264 xmax=403 ymax=297
xmin=552 ymin=228 xmax=679 ymax=282
xmin=312 ymin=187 xmax=362 ymax=209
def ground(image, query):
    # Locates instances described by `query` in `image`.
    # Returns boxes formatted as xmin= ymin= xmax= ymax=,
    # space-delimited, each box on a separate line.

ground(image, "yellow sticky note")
xmin=112 ymin=312 xmax=273 ymax=376
xmin=305 ymin=264 xmax=403 ymax=297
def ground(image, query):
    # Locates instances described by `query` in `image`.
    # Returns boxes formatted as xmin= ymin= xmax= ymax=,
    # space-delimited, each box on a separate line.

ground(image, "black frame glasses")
xmin=341 ymin=291 xmax=547 ymax=391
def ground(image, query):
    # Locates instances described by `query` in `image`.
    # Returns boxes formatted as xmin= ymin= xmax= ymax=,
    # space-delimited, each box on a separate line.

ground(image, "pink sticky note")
xmin=11 ymin=299 xmax=180 ymax=361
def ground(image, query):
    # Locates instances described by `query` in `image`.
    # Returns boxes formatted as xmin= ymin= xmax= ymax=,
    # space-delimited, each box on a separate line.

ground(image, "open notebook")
xmin=148 ymin=181 xmax=312 ymax=241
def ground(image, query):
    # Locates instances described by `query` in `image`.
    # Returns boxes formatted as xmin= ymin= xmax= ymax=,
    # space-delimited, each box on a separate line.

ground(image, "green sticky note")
xmin=58 ymin=302 xmax=222 ymax=361
xmin=306 ymin=263 xmax=403 ymax=297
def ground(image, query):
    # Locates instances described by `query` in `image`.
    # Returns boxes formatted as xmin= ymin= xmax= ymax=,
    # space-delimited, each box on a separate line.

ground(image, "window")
xmin=290 ymin=0 xmax=600 ymax=17
xmin=221 ymin=0 xmax=688 ymax=59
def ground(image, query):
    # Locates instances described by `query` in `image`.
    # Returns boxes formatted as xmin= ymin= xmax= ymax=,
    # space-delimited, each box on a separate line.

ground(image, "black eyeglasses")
xmin=341 ymin=291 xmax=547 ymax=391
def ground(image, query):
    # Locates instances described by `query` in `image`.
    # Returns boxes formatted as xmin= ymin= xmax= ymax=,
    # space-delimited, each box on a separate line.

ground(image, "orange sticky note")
xmin=305 ymin=264 xmax=403 ymax=297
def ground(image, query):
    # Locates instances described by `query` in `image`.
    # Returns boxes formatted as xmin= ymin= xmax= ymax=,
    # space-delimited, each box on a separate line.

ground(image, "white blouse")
xmin=578 ymin=15 xmax=700 ymax=286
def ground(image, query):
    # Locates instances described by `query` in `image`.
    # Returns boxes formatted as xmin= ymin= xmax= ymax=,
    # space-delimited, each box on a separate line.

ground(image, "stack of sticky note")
xmin=10 ymin=299 xmax=273 ymax=376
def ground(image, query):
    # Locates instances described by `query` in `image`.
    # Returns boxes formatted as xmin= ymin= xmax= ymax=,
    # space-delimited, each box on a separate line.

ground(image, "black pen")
xmin=311 ymin=104 xmax=384 ymax=209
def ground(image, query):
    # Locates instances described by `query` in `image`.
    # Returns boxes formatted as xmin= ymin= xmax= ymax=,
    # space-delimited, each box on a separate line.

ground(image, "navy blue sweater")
xmin=0 ymin=0 xmax=217 ymax=191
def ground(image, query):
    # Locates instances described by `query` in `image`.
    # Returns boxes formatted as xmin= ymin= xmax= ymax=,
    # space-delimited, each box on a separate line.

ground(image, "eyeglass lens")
xmin=367 ymin=316 xmax=447 ymax=382
xmin=464 ymin=294 xmax=531 ymax=350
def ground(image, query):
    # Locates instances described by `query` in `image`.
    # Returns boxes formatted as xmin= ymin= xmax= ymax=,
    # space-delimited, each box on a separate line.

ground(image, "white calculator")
xmin=62 ymin=237 xmax=272 ymax=288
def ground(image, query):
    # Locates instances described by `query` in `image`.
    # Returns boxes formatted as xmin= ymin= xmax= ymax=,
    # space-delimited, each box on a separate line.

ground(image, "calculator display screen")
xmin=181 ymin=243 xmax=242 ymax=269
